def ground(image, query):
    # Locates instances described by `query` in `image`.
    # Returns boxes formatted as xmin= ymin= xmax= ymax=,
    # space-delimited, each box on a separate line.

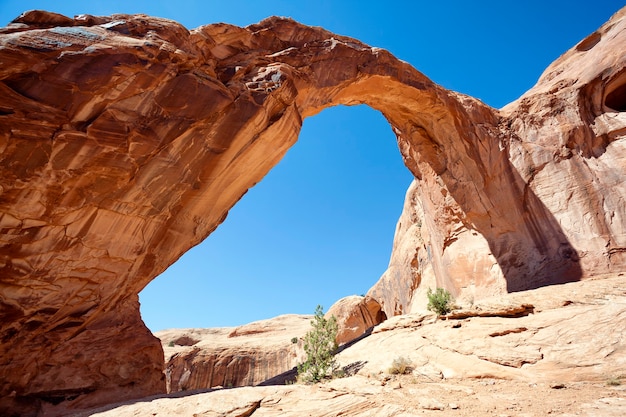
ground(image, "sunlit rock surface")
xmin=156 ymin=315 xmax=310 ymax=393
xmin=327 ymin=295 xmax=387 ymax=345
xmin=89 ymin=273 xmax=626 ymax=417
xmin=0 ymin=7 xmax=624 ymax=416
xmin=369 ymin=8 xmax=626 ymax=314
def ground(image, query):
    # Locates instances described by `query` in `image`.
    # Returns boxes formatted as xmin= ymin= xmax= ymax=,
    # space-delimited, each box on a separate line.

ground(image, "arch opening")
xmin=139 ymin=104 xmax=413 ymax=331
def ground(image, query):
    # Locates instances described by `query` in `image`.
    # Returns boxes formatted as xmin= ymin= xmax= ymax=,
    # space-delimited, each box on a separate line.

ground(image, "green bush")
xmin=388 ymin=356 xmax=413 ymax=375
xmin=297 ymin=305 xmax=338 ymax=383
xmin=291 ymin=337 xmax=299 ymax=344
xmin=426 ymin=287 xmax=453 ymax=315
xmin=607 ymin=377 xmax=622 ymax=386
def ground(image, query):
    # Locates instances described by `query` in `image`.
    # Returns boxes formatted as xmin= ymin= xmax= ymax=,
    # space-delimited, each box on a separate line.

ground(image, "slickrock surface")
xmin=85 ymin=381 xmax=626 ymax=417
xmin=86 ymin=274 xmax=626 ymax=417
xmin=0 ymin=7 xmax=625 ymax=416
xmin=340 ymin=273 xmax=626 ymax=383
xmin=155 ymin=315 xmax=310 ymax=392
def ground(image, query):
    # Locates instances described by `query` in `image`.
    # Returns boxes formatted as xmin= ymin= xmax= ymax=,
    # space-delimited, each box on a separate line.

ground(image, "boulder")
xmin=327 ymin=296 xmax=387 ymax=345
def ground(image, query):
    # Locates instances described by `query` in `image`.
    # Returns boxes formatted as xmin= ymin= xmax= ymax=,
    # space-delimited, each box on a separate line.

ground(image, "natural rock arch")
xmin=0 ymin=9 xmax=624 ymax=416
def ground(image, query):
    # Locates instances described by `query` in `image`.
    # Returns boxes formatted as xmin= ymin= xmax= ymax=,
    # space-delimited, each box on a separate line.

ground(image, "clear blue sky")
xmin=1 ymin=1 xmax=623 ymax=330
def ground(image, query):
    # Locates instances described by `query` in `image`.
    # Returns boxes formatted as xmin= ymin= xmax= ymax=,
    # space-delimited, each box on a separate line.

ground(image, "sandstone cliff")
xmin=369 ymin=9 xmax=626 ymax=315
xmin=0 ymin=7 xmax=624 ymax=416
xmin=156 ymin=315 xmax=310 ymax=392
xmin=156 ymin=300 xmax=385 ymax=394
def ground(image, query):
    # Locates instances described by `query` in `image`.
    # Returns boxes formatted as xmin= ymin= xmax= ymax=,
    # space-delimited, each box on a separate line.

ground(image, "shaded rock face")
xmin=0 ymin=7 xmax=624 ymax=416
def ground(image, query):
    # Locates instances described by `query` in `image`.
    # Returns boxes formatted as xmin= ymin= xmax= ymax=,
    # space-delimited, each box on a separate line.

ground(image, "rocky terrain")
xmin=0 ymin=6 xmax=624 ymax=416
xmin=156 ymin=296 xmax=386 ymax=393
xmin=81 ymin=380 xmax=626 ymax=417
xmin=84 ymin=273 xmax=626 ymax=416
xmin=156 ymin=315 xmax=311 ymax=392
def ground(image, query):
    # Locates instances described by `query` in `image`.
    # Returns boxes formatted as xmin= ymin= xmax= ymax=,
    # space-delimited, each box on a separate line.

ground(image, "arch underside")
xmin=0 ymin=10 xmax=625 ymax=416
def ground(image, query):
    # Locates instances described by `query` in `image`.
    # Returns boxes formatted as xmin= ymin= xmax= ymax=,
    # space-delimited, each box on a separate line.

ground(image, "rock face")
xmin=0 ymin=7 xmax=625 ymax=416
xmin=157 ymin=307 xmax=385 ymax=393
xmin=327 ymin=296 xmax=387 ymax=345
xmin=156 ymin=305 xmax=385 ymax=393
xmin=155 ymin=315 xmax=310 ymax=392
xmin=368 ymin=9 xmax=626 ymax=316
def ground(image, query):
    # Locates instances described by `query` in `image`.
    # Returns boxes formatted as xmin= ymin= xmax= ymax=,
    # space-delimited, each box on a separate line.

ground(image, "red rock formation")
xmin=327 ymin=296 xmax=387 ymax=345
xmin=368 ymin=9 xmax=626 ymax=315
xmin=0 ymin=7 xmax=625 ymax=416
xmin=156 ymin=315 xmax=310 ymax=392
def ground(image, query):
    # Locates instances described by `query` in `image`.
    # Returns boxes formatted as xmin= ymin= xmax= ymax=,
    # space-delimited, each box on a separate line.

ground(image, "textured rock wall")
xmin=369 ymin=9 xmax=626 ymax=315
xmin=158 ymin=302 xmax=384 ymax=393
xmin=0 ymin=7 xmax=625 ymax=416
xmin=156 ymin=315 xmax=310 ymax=392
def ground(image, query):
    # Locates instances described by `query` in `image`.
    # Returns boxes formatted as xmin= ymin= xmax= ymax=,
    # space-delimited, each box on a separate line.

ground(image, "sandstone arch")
xmin=0 ymin=9 xmax=625 ymax=416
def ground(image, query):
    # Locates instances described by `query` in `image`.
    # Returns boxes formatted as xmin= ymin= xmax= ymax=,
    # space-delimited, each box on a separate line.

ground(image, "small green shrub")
xmin=291 ymin=337 xmax=298 ymax=344
xmin=427 ymin=287 xmax=453 ymax=315
xmin=388 ymin=356 xmax=413 ymax=375
xmin=297 ymin=305 xmax=339 ymax=384
xmin=607 ymin=377 xmax=622 ymax=386
xmin=167 ymin=341 xmax=175 ymax=347
xmin=332 ymin=368 xmax=346 ymax=379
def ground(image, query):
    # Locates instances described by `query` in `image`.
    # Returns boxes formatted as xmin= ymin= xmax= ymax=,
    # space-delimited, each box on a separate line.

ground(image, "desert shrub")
xmin=607 ymin=377 xmax=622 ymax=386
xmin=388 ymin=356 xmax=413 ymax=375
xmin=297 ymin=305 xmax=338 ymax=383
xmin=426 ymin=287 xmax=453 ymax=315
xmin=167 ymin=341 xmax=175 ymax=347
xmin=291 ymin=337 xmax=299 ymax=344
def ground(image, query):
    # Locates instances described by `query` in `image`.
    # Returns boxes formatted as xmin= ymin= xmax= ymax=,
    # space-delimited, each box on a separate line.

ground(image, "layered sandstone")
xmin=352 ymin=274 xmax=626 ymax=382
xmin=0 ymin=7 xmax=624 ymax=416
xmin=156 ymin=315 xmax=310 ymax=392
xmin=156 ymin=303 xmax=384 ymax=393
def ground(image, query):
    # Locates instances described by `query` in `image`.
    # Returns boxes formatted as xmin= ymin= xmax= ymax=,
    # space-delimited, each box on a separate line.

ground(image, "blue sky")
xmin=1 ymin=1 xmax=623 ymax=330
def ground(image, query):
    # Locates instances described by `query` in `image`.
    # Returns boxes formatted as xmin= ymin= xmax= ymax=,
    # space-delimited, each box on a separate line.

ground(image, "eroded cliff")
xmin=0 ymin=7 xmax=624 ymax=416
xmin=156 ymin=315 xmax=310 ymax=392
xmin=369 ymin=9 xmax=626 ymax=314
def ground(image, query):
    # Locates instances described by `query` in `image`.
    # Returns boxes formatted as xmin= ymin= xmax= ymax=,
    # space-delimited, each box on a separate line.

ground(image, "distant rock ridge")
xmin=0 ymin=7 xmax=624 ymax=416
xmin=156 ymin=315 xmax=310 ymax=393
xmin=157 ymin=298 xmax=386 ymax=394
